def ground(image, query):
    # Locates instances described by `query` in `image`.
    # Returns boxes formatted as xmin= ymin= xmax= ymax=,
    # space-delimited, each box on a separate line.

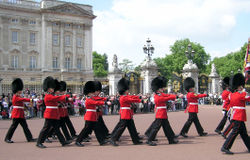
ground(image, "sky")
xmin=37 ymin=0 xmax=250 ymax=66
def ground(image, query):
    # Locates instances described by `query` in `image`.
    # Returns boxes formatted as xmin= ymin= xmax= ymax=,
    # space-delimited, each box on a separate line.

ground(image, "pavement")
xmin=0 ymin=105 xmax=250 ymax=160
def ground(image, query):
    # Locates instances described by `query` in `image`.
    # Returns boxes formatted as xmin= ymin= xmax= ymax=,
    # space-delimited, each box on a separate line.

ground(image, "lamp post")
xmin=143 ymin=38 xmax=154 ymax=58
xmin=185 ymin=44 xmax=195 ymax=62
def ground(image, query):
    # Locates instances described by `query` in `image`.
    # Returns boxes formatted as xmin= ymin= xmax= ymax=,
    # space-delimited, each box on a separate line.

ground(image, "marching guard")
xmin=110 ymin=78 xmax=144 ymax=146
xmin=60 ymin=81 xmax=78 ymax=139
xmin=221 ymin=73 xmax=250 ymax=154
xmin=146 ymin=76 xmax=180 ymax=146
xmin=215 ymin=77 xmax=231 ymax=134
xmin=5 ymin=78 xmax=36 ymax=143
xmin=36 ymin=77 xmax=73 ymax=148
xmin=75 ymin=81 xmax=111 ymax=147
xmin=179 ymin=77 xmax=207 ymax=137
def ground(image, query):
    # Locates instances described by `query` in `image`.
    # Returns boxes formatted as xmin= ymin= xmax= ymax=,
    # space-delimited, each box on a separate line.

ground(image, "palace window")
xmin=77 ymin=58 xmax=82 ymax=70
xmin=65 ymin=23 xmax=71 ymax=28
xmin=11 ymin=55 xmax=18 ymax=68
xmin=77 ymin=37 xmax=82 ymax=47
xmin=12 ymin=31 xmax=18 ymax=43
xmin=29 ymin=56 xmax=36 ymax=69
xmin=52 ymin=57 xmax=58 ymax=69
xmin=29 ymin=20 xmax=36 ymax=25
xmin=30 ymin=32 xmax=36 ymax=45
xmin=65 ymin=57 xmax=71 ymax=69
xmin=11 ymin=18 xmax=18 ymax=23
xmin=52 ymin=34 xmax=59 ymax=45
xmin=65 ymin=35 xmax=71 ymax=46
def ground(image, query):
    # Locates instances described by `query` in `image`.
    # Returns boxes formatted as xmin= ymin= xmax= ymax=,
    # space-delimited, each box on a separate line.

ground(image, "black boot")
xmin=110 ymin=139 xmax=119 ymax=146
xmin=36 ymin=143 xmax=47 ymax=148
xmin=179 ymin=133 xmax=188 ymax=138
xmin=146 ymin=140 xmax=157 ymax=146
xmin=221 ymin=147 xmax=234 ymax=155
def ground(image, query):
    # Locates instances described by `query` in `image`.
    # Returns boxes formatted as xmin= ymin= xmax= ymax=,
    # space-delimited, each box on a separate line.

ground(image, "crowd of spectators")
xmin=0 ymin=89 xmax=224 ymax=120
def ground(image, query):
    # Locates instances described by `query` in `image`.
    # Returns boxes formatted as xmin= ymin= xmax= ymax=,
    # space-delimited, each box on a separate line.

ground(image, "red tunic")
xmin=92 ymin=96 xmax=107 ymax=117
xmin=84 ymin=97 xmax=105 ymax=122
xmin=154 ymin=92 xmax=176 ymax=119
xmin=43 ymin=94 xmax=69 ymax=120
xmin=186 ymin=92 xmax=207 ymax=113
xmin=11 ymin=95 xmax=31 ymax=119
xmin=229 ymin=91 xmax=250 ymax=122
xmin=221 ymin=90 xmax=231 ymax=111
xmin=119 ymin=95 xmax=141 ymax=120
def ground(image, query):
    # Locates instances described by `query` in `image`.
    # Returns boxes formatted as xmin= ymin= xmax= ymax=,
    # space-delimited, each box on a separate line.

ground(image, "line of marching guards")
xmin=3 ymin=73 xmax=250 ymax=155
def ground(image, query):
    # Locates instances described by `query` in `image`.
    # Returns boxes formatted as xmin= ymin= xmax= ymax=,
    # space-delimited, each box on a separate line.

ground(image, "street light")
xmin=185 ymin=44 xmax=195 ymax=61
xmin=143 ymin=38 xmax=154 ymax=58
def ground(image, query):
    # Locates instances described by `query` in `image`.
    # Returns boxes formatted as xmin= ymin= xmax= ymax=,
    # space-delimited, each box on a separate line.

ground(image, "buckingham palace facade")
xmin=0 ymin=0 xmax=96 ymax=94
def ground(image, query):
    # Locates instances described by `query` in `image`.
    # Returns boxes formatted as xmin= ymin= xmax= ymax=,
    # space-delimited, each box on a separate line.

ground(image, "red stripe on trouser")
xmin=224 ymin=122 xmax=234 ymax=136
xmin=225 ymin=123 xmax=240 ymax=149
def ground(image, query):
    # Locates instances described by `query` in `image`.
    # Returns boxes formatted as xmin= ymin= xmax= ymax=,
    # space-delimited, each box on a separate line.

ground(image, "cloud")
xmin=92 ymin=0 xmax=250 ymax=66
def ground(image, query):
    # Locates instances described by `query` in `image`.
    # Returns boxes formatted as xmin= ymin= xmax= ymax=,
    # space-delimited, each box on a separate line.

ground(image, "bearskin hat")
xmin=84 ymin=81 xmax=95 ymax=95
xmin=12 ymin=78 xmax=23 ymax=94
xmin=94 ymin=81 xmax=102 ymax=92
xmin=222 ymin=77 xmax=230 ymax=90
xmin=43 ymin=76 xmax=56 ymax=92
xmin=151 ymin=76 xmax=165 ymax=92
xmin=54 ymin=79 xmax=61 ymax=92
xmin=231 ymin=73 xmax=245 ymax=92
xmin=118 ymin=78 xmax=130 ymax=95
xmin=60 ymin=81 xmax=67 ymax=92
xmin=184 ymin=77 xmax=195 ymax=92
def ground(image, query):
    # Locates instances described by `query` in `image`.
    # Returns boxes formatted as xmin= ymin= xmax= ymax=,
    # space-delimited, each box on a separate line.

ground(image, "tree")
xmin=92 ymin=51 xmax=108 ymax=77
xmin=119 ymin=58 xmax=134 ymax=73
xmin=155 ymin=38 xmax=211 ymax=80
xmin=207 ymin=43 xmax=247 ymax=78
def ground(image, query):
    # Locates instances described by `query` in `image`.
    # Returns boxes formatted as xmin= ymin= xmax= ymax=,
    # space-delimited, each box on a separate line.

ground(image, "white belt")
xmin=13 ymin=106 xmax=24 ymax=109
xmin=121 ymin=107 xmax=131 ymax=110
xmin=86 ymin=109 xmax=96 ymax=112
xmin=232 ymin=106 xmax=246 ymax=110
xmin=189 ymin=103 xmax=198 ymax=105
xmin=156 ymin=106 xmax=166 ymax=109
xmin=46 ymin=106 xmax=58 ymax=109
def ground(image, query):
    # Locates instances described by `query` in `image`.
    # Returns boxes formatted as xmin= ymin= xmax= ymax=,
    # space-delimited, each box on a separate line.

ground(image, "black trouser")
xmin=37 ymin=119 xmax=66 ymax=145
xmin=147 ymin=119 xmax=175 ymax=143
xmin=215 ymin=110 xmax=228 ymax=131
xmin=60 ymin=117 xmax=72 ymax=140
xmin=97 ymin=115 xmax=109 ymax=137
xmin=145 ymin=120 xmax=158 ymax=137
xmin=64 ymin=116 xmax=77 ymax=136
xmin=222 ymin=120 xmax=234 ymax=137
xmin=223 ymin=120 xmax=250 ymax=150
xmin=76 ymin=121 xmax=105 ymax=145
xmin=5 ymin=118 xmax=33 ymax=141
xmin=111 ymin=119 xmax=140 ymax=144
xmin=180 ymin=113 xmax=204 ymax=135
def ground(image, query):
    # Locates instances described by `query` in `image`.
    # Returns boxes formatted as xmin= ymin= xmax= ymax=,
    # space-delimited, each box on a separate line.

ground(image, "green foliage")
xmin=119 ymin=59 xmax=135 ymax=73
xmin=92 ymin=51 xmax=108 ymax=77
xmin=209 ymin=43 xmax=247 ymax=78
xmin=155 ymin=38 xmax=210 ymax=80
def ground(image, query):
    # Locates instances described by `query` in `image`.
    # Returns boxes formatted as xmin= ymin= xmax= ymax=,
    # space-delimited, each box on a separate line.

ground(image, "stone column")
xmin=41 ymin=14 xmax=47 ymax=71
xmin=108 ymin=54 xmax=123 ymax=95
xmin=0 ymin=79 xmax=2 ymax=96
xmin=168 ymin=79 xmax=172 ymax=93
xmin=72 ymin=28 xmax=77 ymax=69
xmin=60 ymin=23 xmax=64 ymax=72
xmin=182 ymin=60 xmax=199 ymax=93
xmin=209 ymin=63 xmax=220 ymax=94
xmin=140 ymin=57 xmax=158 ymax=94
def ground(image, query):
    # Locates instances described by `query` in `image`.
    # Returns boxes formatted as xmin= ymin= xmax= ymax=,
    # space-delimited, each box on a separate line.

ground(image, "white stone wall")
xmin=0 ymin=0 xmax=95 ymax=93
